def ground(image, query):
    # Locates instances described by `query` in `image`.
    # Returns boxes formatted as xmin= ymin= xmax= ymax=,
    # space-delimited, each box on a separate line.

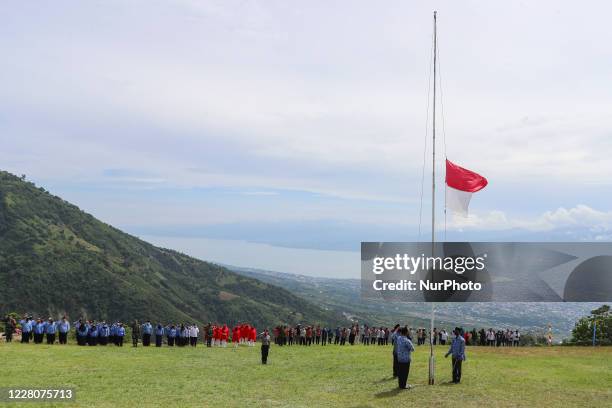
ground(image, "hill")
xmin=0 ymin=171 xmax=343 ymax=327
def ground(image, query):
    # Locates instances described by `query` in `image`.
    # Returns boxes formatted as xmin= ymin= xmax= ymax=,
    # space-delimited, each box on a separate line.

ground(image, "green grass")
xmin=1 ymin=343 xmax=610 ymax=407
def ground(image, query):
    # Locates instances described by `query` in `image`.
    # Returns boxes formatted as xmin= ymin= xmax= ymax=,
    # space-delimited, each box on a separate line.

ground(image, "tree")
xmin=570 ymin=304 xmax=611 ymax=345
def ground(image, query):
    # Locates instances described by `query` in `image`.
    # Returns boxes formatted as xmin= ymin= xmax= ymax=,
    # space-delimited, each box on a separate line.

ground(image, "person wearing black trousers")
xmin=131 ymin=320 xmax=140 ymax=347
xmin=390 ymin=324 xmax=401 ymax=378
xmin=260 ymin=329 xmax=271 ymax=364
xmin=155 ymin=324 xmax=164 ymax=347
xmin=394 ymin=327 xmax=415 ymax=389
xmin=445 ymin=327 xmax=466 ymax=384
xmin=45 ymin=318 xmax=57 ymax=344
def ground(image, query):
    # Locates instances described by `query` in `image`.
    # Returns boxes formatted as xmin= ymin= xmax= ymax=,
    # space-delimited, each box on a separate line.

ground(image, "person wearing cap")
xmin=131 ymin=320 xmax=140 ymax=347
xmin=167 ymin=325 xmax=177 ymax=346
xmin=45 ymin=318 xmax=57 ymax=344
xmin=19 ymin=316 xmax=32 ymax=343
xmin=116 ymin=323 xmax=125 ymax=346
xmin=99 ymin=322 xmax=110 ymax=345
xmin=76 ymin=320 xmax=88 ymax=346
xmin=445 ymin=327 xmax=466 ymax=384
xmin=88 ymin=322 xmax=98 ymax=346
xmin=155 ymin=323 xmax=164 ymax=347
xmin=110 ymin=323 xmax=117 ymax=345
xmin=394 ymin=326 xmax=415 ymax=389
xmin=141 ymin=321 xmax=152 ymax=346
xmin=260 ymin=329 xmax=271 ymax=364
xmin=58 ymin=317 xmax=70 ymax=344
xmin=33 ymin=318 xmax=46 ymax=344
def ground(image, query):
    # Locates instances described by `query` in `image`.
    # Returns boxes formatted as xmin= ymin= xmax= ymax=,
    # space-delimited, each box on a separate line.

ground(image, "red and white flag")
xmin=445 ymin=159 xmax=488 ymax=216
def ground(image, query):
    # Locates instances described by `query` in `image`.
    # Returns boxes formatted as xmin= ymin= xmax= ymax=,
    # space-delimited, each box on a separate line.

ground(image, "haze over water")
xmin=141 ymin=235 xmax=359 ymax=279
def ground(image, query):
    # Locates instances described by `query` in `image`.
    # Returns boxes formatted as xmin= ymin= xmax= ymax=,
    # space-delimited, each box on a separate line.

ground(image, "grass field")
xmin=1 ymin=342 xmax=610 ymax=407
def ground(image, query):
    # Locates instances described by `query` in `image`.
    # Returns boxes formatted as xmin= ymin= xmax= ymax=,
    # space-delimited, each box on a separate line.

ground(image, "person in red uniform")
xmin=232 ymin=325 xmax=241 ymax=347
xmin=250 ymin=326 xmax=257 ymax=346
xmin=213 ymin=325 xmax=220 ymax=347
xmin=222 ymin=324 xmax=229 ymax=347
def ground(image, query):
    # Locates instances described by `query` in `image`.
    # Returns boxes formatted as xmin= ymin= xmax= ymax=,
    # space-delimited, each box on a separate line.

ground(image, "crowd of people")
xmin=3 ymin=315 xmax=262 ymax=349
xmin=4 ymin=313 xmax=527 ymax=373
xmin=4 ymin=314 xmax=274 ymax=364
xmin=267 ymin=324 xmax=521 ymax=348
xmin=3 ymin=315 xmax=522 ymax=349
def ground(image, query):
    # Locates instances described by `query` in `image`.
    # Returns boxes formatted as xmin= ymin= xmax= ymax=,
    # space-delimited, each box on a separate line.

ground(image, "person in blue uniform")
xmin=390 ymin=324 xmax=401 ymax=378
xmin=99 ymin=322 xmax=110 ymax=346
xmin=58 ymin=317 xmax=70 ymax=345
xmin=33 ymin=319 xmax=46 ymax=344
xmin=116 ymin=323 xmax=125 ymax=346
xmin=178 ymin=324 xmax=187 ymax=347
xmin=394 ymin=326 xmax=415 ymax=389
xmin=45 ymin=318 xmax=57 ymax=344
xmin=110 ymin=323 xmax=117 ymax=345
xmin=85 ymin=321 xmax=93 ymax=345
xmin=167 ymin=325 xmax=177 ymax=346
xmin=155 ymin=323 xmax=164 ymax=347
xmin=445 ymin=327 xmax=466 ymax=384
xmin=76 ymin=320 xmax=88 ymax=346
xmin=19 ymin=316 xmax=32 ymax=343
xmin=88 ymin=323 xmax=98 ymax=346
xmin=142 ymin=321 xmax=152 ymax=346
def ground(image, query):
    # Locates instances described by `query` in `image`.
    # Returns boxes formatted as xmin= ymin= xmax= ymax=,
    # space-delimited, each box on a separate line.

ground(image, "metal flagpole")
xmin=428 ymin=10 xmax=437 ymax=386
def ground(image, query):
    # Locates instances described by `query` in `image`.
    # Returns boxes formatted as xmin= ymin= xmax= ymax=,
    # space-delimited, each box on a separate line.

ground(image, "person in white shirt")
xmin=513 ymin=330 xmax=520 ymax=347
xmin=487 ymin=329 xmax=496 ymax=346
xmin=190 ymin=324 xmax=199 ymax=347
xmin=440 ymin=329 xmax=448 ymax=345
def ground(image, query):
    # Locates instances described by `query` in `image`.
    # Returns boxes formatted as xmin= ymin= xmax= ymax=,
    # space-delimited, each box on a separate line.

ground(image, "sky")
xmin=2 ymin=1 xmax=612 ymax=269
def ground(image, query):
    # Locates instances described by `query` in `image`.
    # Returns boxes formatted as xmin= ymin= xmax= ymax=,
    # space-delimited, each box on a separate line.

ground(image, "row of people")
xmin=269 ymin=325 xmax=521 ymax=348
xmin=7 ymin=315 xmax=273 ymax=365
xmin=6 ymin=316 xmax=261 ymax=348
xmin=272 ymin=325 xmax=392 ymax=346
xmin=4 ymin=315 xmax=522 ymax=349
xmin=10 ymin=316 xmax=72 ymax=344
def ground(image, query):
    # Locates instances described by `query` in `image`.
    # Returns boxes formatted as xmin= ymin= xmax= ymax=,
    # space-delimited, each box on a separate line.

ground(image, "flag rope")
xmin=437 ymin=29 xmax=448 ymax=240
xmin=417 ymin=28 xmax=435 ymax=241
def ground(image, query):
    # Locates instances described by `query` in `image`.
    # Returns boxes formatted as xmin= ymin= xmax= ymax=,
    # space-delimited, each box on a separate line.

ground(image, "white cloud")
xmin=449 ymin=205 xmax=612 ymax=232
xmin=2 ymin=1 xmax=612 ymax=227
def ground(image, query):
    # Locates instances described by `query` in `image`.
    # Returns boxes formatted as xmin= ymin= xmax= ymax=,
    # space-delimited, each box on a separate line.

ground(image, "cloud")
xmin=448 ymin=205 xmax=612 ymax=232
xmin=239 ymin=191 xmax=279 ymax=196
xmin=2 ymin=1 xmax=612 ymax=229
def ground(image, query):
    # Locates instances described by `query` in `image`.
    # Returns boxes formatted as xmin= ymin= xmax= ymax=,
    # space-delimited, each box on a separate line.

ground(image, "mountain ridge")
xmin=0 ymin=171 xmax=343 ymax=327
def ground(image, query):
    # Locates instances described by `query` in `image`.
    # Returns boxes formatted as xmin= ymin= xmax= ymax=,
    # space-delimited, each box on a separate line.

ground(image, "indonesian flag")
xmin=445 ymin=159 xmax=488 ymax=216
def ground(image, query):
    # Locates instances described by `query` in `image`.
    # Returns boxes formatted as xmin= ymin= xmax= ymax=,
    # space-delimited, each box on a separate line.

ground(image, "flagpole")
xmin=429 ymin=10 xmax=437 ymax=386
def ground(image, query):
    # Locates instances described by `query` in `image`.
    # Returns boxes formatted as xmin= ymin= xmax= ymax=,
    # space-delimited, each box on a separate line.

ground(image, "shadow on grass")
xmin=374 ymin=388 xmax=405 ymax=398
xmin=439 ymin=381 xmax=459 ymax=386
xmin=373 ymin=376 xmax=396 ymax=384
